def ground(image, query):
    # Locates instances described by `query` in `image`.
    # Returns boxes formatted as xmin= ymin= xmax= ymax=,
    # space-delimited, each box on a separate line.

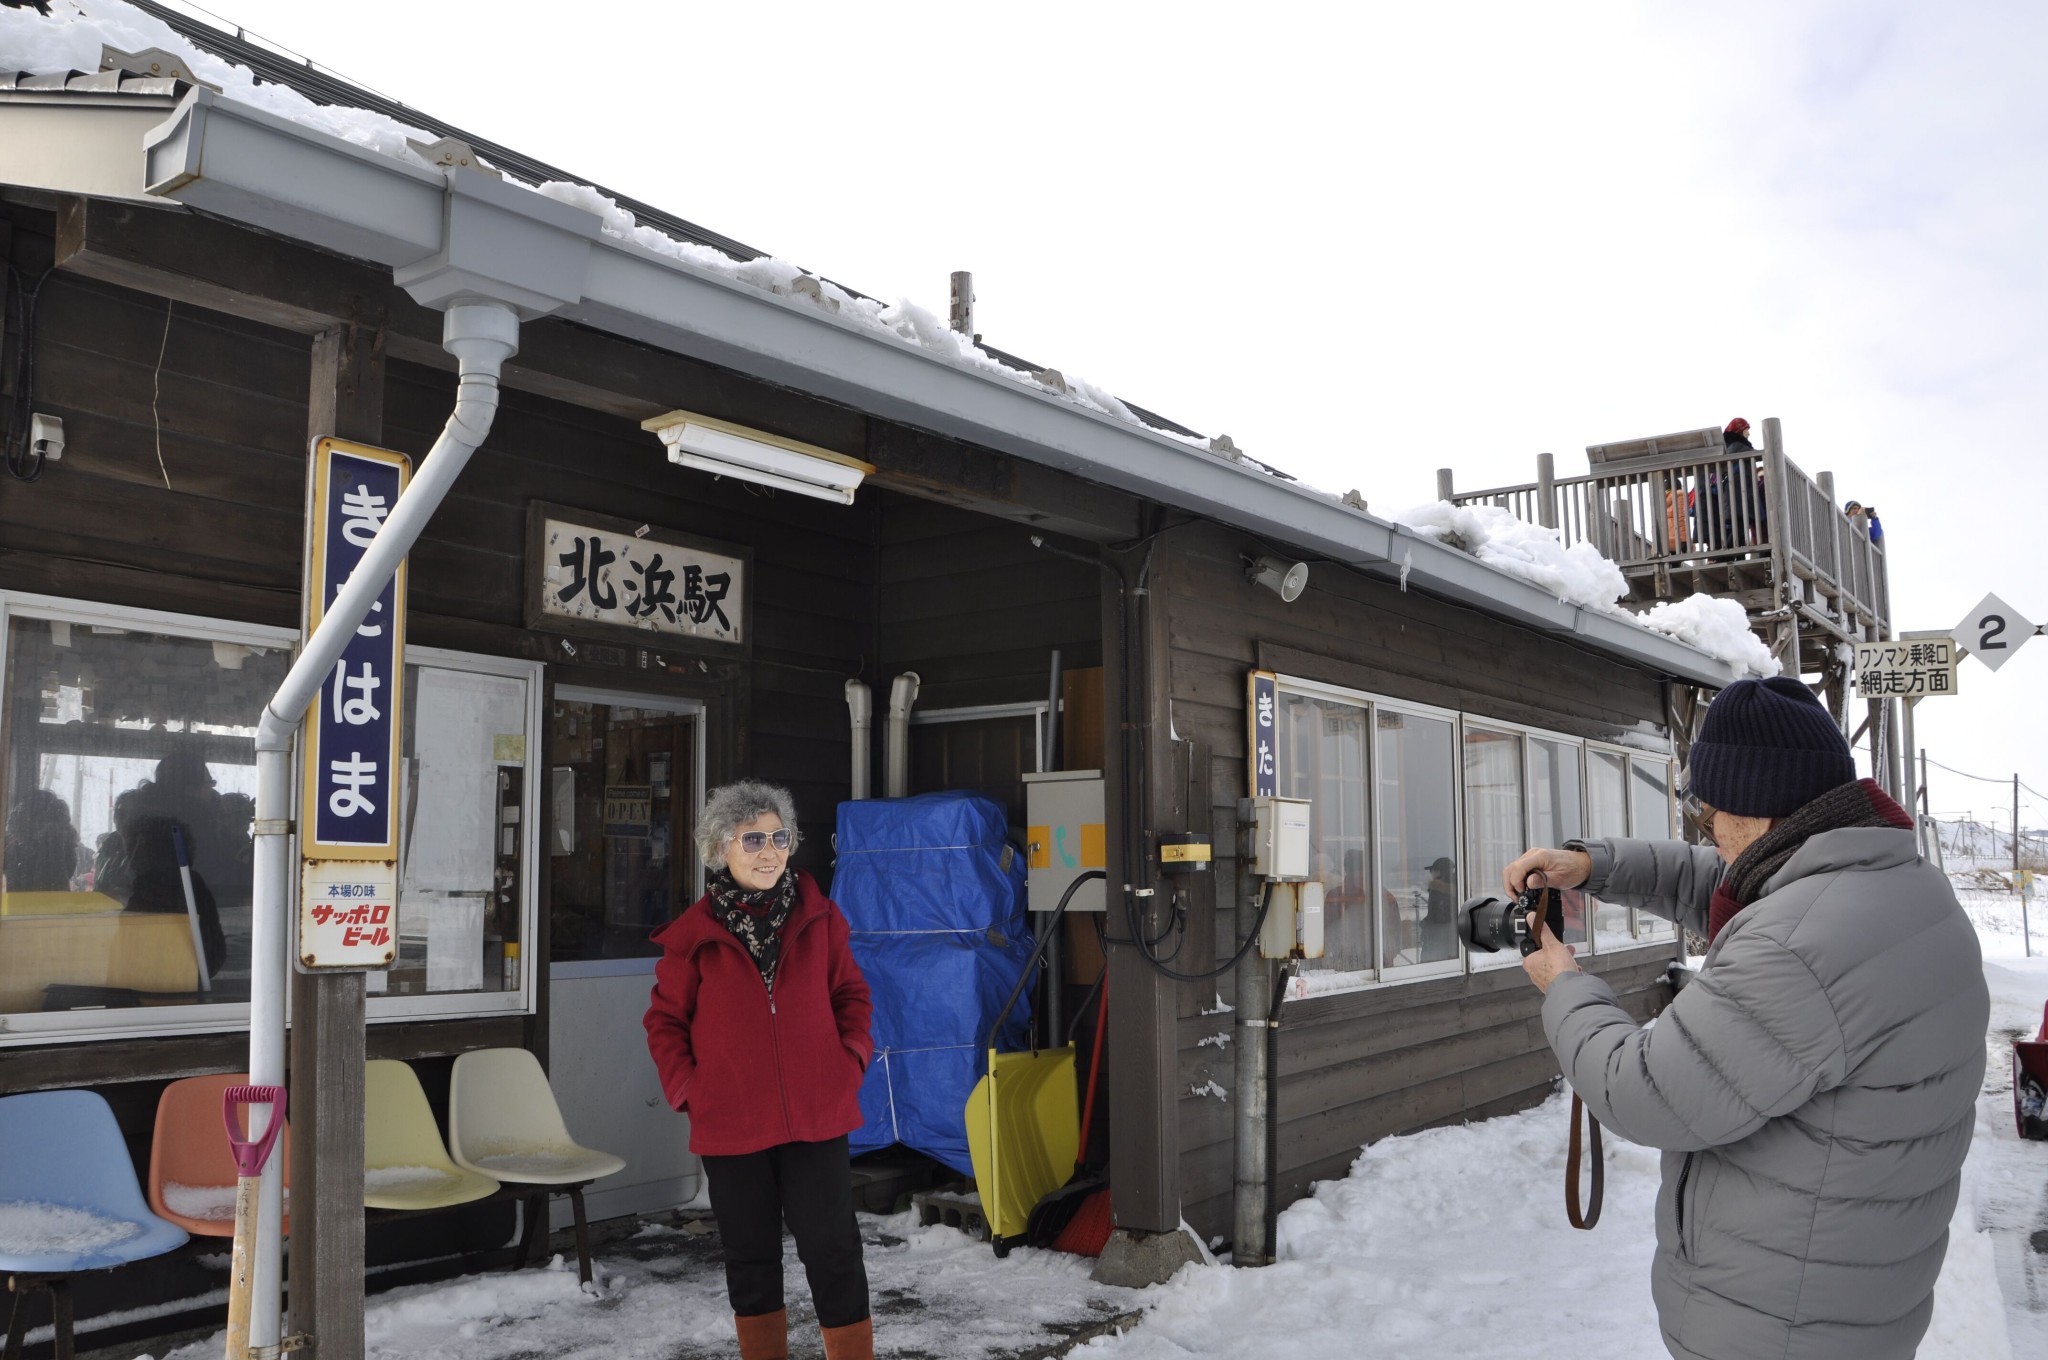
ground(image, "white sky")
xmin=164 ymin=0 xmax=2048 ymax=817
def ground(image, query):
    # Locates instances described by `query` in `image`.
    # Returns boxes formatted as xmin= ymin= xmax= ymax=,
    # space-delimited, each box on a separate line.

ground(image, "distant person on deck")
xmin=1845 ymin=500 xmax=1883 ymax=543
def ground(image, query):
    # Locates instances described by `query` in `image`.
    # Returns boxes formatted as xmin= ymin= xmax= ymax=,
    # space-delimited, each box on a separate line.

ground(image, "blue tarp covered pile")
xmin=834 ymin=792 xmax=1033 ymax=1175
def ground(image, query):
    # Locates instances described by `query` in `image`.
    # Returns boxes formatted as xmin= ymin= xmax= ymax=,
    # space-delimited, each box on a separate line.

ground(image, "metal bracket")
xmin=251 ymin=1335 xmax=312 ymax=1359
xmin=252 ymin=819 xmax=294 ymax=837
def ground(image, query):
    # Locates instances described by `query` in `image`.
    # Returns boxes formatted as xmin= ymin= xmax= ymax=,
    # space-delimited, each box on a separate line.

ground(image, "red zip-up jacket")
xmin=643 ymin=871 xmax=873 ymax=1157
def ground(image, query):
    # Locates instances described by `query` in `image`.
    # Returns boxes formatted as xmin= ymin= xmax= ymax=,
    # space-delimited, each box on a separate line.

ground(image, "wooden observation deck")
xmin=1439 ymin=418 xmax=1895 ymax=773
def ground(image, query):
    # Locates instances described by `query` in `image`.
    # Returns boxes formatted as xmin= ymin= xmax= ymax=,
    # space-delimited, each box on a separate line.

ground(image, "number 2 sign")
xmin=1957 ymin=592 xmax=2038 ymax=673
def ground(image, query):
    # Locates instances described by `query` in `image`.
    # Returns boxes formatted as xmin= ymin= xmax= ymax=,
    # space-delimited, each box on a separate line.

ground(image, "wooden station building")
xmin=0 ymin=15 xmax=1738 ymax=1353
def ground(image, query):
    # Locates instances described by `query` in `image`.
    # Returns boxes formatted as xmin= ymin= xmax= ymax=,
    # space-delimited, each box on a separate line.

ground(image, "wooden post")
xmin=290 ymin=317 xmax=384 ymax=1360
xmin=1435 ymin=468 xmax=1454 ymax=503
xmin=1760 ymin=419 xmax=1800 ymax=673
xmin=1100 ymin=538 xmax=1179 ymax=1235
xmin=1536 ymin=453 xmax=1557 ymax=530
xmin=949 ymin=271 xmax=974 ymax=338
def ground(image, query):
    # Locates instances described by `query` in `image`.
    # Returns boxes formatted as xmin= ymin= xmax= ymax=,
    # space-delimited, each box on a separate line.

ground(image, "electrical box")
xmin=1248 ymin=796 xmax=1311 ymax=881
xmin=1258 ymin=880 xmax=1328 ymax=960
xmin=1025 ymin=770 xmax=1105 ymax=912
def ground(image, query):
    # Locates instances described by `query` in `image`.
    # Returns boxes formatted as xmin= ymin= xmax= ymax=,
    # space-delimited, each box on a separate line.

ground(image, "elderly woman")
xmin=644 ymin=780 xmax=874 ymax=1360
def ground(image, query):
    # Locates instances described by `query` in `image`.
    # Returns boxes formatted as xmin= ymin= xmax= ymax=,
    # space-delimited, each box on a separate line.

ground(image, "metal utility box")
xmin=1248 ymin=796 xmax=1312 ymax=881
xmin=1024 ymin=770 xmax=1106 ymax=912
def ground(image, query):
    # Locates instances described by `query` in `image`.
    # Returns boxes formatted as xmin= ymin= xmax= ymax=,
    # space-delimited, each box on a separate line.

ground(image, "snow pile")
xmin=1632 ymin=594 xmax=1779 ymax=679
xmin=0 ymin=1201 xmax=142 ymax=1255
xmin=0 ymin=2 xmax=442 ymax=167
xmin=1393 ymin=501 xmax=1779 ymax=679
xmin=161 ymin=1182 xmax=236 ymax=1222
xmin=364 ymin=1165 xmax=464 ymax=1197
xmin=1397 ymin=500 xmax=1631 ymax=608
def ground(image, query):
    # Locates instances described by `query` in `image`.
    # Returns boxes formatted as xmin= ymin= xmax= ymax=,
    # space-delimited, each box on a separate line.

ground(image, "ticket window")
xmin=548 ymin=689 xmax=701 ymax=962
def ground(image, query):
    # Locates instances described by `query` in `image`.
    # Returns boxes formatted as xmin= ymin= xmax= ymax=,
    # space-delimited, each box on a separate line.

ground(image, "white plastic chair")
xmin=447 ymin=1048 xmax=625 ymax=1284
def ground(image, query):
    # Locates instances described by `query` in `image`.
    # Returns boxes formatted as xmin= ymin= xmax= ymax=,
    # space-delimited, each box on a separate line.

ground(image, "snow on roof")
xmin=4 ymin=4 xmax=1742 ymax=684
xmin=1391 ymin=501 xmax=1779 ymax=679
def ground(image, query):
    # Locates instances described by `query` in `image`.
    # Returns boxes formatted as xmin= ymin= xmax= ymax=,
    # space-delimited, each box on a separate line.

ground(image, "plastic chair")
xmin=448 ymin=1048 xmax=625 ymax=1284
xmin=362 ymin=1060 xmax=497 ymax=1212
xmin=148 ymin=1074 xmax=291 ymax=1237
xmin=0 ymin=1089 xmax=189 ymax=1360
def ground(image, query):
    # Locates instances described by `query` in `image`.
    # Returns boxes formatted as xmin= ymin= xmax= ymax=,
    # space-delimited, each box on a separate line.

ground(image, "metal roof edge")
xmin=106 ymin=88 xmax=1731 ymax=687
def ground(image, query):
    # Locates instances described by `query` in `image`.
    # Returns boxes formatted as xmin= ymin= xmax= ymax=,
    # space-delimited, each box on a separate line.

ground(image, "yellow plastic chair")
xmin=447 ymin=1048 xmax=625 ymax=1284
xmin=362 ymin=1060 xmax=498 ymax=1211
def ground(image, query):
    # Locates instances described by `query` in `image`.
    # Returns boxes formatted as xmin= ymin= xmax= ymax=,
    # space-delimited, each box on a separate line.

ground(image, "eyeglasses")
xmin=1681 ymin=792 xmax=1717 ymax=843
xmin=730 ymin=828 xmax=799 ymax=855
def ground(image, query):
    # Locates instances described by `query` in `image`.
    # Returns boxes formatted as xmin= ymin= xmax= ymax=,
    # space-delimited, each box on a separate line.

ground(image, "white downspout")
xmin=844 ymin=680 xmax=873 ymax=800
xmin=883 ymin=672 xmax=920 ymax=798
xmin=243 ymin=300 xmax=519 ymax=1358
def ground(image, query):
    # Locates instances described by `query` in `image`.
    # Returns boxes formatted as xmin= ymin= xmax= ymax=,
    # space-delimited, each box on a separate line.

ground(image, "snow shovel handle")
xmin=987 ymin=870 xmax=1105 ymax=1056
xmin=223 ymin=1084 xmax=288 ymax=1178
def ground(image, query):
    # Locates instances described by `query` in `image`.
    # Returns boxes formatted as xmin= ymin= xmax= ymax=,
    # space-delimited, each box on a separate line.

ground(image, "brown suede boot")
xmin=820 ymin=1316 xmax=874 ymax=1360
xmin=734 ymin=1308 xmax=788 ymax=1360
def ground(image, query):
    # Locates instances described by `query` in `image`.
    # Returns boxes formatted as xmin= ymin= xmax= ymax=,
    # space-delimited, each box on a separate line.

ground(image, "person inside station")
xmin=3 ymin=788 xmax=89 ymax=894
xmin=94 ymin=751 xmax=231 ymax=978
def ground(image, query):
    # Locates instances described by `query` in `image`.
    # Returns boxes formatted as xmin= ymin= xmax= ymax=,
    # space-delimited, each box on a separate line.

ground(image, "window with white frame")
xmin=1269 ymin=672 xmax=1676 ymax=995
xmin=1629 ymin=755 xmax=1676 ymax=940
xmin=0 ymin=593 xmax=541 ymax=1043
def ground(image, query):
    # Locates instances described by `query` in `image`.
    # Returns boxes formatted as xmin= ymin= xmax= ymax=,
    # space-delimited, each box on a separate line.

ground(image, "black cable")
xmin=985 ymin=869 xmax=1105 ymax=1055
xmin=3 ymin=261 xmax=54 ymax=483
xmin=1122 ymin=878 xmax=1277 ymax=984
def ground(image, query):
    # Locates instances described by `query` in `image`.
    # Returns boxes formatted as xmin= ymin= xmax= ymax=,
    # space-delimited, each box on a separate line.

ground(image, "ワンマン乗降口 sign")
xmin=1853 ymin=637 xmax=1959 ymax=699
xmin=298 ymin=437 xmax=409 ymax=970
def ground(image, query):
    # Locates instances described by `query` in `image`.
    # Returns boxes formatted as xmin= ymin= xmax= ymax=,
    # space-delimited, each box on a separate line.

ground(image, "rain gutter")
xmin=136 ymin=88 xmax=1732 ymax=691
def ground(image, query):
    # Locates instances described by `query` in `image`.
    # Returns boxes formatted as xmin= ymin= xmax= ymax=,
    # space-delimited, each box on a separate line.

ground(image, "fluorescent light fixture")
xmin=641 ymin=409 xmax=874 ymax=505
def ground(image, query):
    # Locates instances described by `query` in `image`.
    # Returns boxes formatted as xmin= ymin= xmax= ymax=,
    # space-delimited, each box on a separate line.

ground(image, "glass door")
xmin=549 ymin=686 xmax=702 ymax=965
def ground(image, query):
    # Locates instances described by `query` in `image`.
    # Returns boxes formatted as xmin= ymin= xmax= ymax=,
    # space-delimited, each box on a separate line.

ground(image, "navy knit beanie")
xmin=1686 ymin=677 xmax=1856 ymax=818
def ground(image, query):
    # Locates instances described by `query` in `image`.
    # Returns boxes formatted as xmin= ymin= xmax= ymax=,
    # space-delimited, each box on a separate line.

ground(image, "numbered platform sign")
xmin=298 ymin=438 xmax=410 ymax=970
xmin=1957 ymin=592 xmax=2038 ymax=674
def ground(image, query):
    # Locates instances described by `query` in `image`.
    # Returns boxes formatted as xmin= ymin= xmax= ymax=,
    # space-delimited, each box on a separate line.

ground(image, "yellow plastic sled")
xmin=964 ymin=1043 xmax=1079 ymax=1254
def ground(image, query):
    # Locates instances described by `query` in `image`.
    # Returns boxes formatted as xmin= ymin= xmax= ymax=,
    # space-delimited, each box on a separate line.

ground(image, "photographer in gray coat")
xmin=1504 ymin=677 xmax=1987 ymax=1360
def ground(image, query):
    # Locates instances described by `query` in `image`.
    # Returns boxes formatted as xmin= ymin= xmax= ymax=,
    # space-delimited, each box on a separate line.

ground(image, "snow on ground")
xmin=133 ymin=1212 xmax=1139 ymax=1360
xmin=1391 ymin=501 xmax=1779 ymax=679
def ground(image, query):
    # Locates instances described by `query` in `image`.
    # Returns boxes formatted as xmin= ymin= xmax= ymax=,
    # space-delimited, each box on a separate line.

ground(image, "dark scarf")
xmin=708 ymin=867 xmax=799 ymax=992
xmin=1706 ymin=778 xmax=1912 ymax=944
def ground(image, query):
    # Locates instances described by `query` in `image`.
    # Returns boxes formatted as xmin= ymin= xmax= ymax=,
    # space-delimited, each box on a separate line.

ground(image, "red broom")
xmin=1045 ymin=976 xmax=1114 ymax=1256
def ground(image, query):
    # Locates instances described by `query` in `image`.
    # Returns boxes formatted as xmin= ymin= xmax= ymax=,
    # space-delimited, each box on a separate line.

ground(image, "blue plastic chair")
xmin=0 ymin=1089 xmax=189 ymax=1360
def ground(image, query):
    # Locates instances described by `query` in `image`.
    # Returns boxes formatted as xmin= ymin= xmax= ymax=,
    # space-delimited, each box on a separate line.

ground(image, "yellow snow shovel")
xmin=964 ymin=871 xmax=1096 ymax=1255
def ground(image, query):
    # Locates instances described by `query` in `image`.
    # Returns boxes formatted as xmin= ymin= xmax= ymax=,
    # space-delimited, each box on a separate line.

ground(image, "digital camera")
xmin=1456 ymin=884 xmax=1566 ymax=957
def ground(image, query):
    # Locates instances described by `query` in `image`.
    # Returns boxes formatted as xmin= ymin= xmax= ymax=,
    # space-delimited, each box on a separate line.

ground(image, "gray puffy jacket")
xmin=1542 ymin=829 xmax=1987 ymax=1360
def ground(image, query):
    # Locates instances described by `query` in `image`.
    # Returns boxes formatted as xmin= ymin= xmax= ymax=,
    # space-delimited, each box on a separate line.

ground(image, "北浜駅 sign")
xmin=298 ymin=437 xmax=409 ymax=970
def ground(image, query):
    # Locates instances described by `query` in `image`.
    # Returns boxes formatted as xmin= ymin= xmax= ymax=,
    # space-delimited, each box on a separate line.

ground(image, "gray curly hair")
xmin=695 ymin=780 xmax=800 ymax=868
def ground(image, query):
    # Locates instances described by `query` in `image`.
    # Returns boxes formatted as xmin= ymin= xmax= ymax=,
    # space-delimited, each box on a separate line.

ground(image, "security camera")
xmin=1247 ymin=554 xmax=1308 ymax=603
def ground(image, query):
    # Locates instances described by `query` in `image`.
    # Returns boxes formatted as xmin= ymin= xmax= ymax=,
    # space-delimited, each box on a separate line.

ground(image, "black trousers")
xmin=700 ymin=1136 xmax=870 ymax=1327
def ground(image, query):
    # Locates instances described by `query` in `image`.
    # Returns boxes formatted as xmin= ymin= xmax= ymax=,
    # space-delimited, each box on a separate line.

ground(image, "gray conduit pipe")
xmin=242 ymin=300 xmax=519 ymax=1359
xmin=884 ymin=672 xmax=920 ymax=798
xmin=845 ymin=680 xmax=873 ymax=800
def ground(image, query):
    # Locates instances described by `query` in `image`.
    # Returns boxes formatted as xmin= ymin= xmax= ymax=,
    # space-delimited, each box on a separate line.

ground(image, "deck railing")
xmin=1449 ymin=444 xmax=1889 ymax=633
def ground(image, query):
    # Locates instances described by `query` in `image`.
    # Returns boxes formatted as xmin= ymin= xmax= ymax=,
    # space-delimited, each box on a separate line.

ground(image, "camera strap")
xmin=1565 ymin=1092 xmax=1604 ymax=1230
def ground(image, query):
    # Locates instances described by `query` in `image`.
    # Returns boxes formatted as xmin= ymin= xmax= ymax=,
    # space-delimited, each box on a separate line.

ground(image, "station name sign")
xmin=298 ymin=438 xmax=409 ymax=970
xmin=532 ymin=510 xmax=747 ymax=647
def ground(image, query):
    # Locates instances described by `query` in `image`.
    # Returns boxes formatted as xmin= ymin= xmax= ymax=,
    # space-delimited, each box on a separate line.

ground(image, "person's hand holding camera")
xmin=1499 ymin=849 xmax=1589 ymax=995
xmin=1500 ymin=846 xmax=1592 ymax=898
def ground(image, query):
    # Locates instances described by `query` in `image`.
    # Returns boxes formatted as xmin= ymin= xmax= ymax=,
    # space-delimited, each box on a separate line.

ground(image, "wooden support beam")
xmin=866 ymin=422 xmax=1142 ymax=544
xmin=288 ymin=319 xmax=383 ymax=1360
xmin=1101 ymin=536 xmax=1180 ymax=1233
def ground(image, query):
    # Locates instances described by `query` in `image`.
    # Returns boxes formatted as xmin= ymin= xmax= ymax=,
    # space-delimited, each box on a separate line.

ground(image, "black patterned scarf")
xmin=708 ymin=867 xmax=799 ymax=993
